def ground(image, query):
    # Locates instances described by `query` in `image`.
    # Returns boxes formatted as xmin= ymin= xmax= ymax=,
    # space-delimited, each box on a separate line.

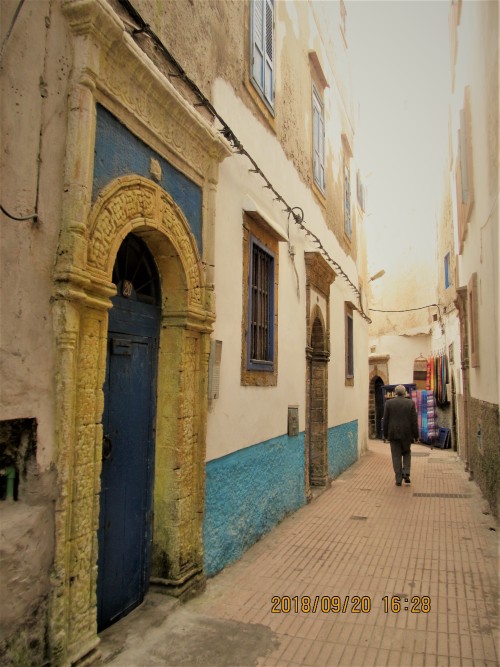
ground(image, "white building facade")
xmin=0 ymin=1 xmax=369 ymax=664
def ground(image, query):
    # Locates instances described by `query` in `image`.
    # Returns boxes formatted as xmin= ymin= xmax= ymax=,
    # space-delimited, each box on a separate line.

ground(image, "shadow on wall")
xmin=328 ymin=420 xmax=358 ymax=479
xmin=0 ymin=419 xmax=56 ymax=666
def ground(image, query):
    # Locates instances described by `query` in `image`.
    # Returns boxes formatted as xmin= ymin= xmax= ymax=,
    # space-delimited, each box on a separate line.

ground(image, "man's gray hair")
xmin=395 ymin=385 xmax=407 ymax=396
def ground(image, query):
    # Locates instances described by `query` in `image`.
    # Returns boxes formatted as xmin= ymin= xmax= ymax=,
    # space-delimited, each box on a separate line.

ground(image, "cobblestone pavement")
xmin=98 ymin=441 xmax=499 ymax=667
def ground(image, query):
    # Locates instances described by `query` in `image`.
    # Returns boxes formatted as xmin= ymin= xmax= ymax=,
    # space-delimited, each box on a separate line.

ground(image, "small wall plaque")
xmin=288 ymin=406 xmax=299 ymax=436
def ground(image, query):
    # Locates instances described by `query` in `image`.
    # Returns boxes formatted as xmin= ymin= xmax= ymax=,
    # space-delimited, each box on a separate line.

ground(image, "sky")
xmin=347 ymin=0 xmax=451 ymax=298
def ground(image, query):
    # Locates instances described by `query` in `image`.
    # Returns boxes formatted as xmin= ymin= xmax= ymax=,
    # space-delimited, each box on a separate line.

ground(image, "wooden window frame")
xmin=250 ymin=0 xmax=275 ymax=114
xmin=345 ymin=303 xmax=354 ymax=385
xmin=241 ymin=213 xmax=279 ymax=386
xmin=312 ymin=82 xmax=326 ymax=194
xmin=468 ymin=272 xmax=479 ymax=368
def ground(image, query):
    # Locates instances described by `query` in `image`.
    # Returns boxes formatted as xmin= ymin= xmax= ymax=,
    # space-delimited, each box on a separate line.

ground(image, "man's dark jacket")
xmin=383 ymin=396 xmax=419 ymax=446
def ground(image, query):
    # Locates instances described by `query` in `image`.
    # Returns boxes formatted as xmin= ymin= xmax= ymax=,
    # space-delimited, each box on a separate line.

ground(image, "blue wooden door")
xmin=97 ymin=234 xmax=160 ymax=631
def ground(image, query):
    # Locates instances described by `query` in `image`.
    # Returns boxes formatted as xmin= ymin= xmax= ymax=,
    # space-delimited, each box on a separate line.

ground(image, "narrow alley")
xmin=97 ymin=441 xmax=498 ymax=667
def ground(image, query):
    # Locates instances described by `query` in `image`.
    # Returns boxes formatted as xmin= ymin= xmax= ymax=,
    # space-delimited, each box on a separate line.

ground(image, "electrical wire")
xmin=116 ymin=0 xmax=372 ymax=323
xmin=0 ymin=204 xmax=38 ymax=222
xmin=0 ymin=0 xmax=26 ymax=64
xmin=369 ymin=304 xmax=440 ymax=313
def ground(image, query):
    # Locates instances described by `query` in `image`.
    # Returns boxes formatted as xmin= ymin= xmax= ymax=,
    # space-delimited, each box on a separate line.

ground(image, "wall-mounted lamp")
xmin=369 ymin=269 xmax=386 ymax=282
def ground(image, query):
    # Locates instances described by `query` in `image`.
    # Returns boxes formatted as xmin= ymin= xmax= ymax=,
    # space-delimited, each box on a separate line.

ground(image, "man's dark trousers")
xmin=389 ymin=440 xmax=411 ymax=485
xmin=383 ymin=394 xmax=418 ymax=484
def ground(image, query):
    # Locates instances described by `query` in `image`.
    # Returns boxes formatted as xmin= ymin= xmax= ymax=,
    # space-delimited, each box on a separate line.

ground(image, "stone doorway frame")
xmin=304 ymin=253 xmax=335 ymax=500
xmin=368 ymin=357 xmax=389 ymax=439
xmin=52 ymin=2 xmax=229 ymax=664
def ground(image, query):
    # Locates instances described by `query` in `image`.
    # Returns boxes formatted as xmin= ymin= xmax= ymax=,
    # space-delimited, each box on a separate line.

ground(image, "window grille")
xmin=248 ymin=238 xmax=274 ymax=368
xmin=346 ymin=308 xmax=354 ymax=378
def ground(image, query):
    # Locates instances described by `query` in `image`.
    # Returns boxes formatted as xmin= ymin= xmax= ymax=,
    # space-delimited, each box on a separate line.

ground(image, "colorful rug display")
xmin=411 ymin=389 xmax=439 ymax=444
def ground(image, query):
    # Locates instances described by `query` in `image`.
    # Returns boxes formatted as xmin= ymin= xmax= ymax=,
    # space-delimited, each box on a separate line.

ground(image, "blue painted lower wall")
xmin=328 ymin=420 xmax=358 ymax=479
xmin=203 ymin=420 xmax=359 ymax=577
xmin=203 ymin=433 xmax=306 ymax=577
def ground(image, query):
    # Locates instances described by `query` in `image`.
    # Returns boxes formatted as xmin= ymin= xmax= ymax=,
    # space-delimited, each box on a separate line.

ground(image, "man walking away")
xmin=383 ymin=385 xmax=419 ymax=486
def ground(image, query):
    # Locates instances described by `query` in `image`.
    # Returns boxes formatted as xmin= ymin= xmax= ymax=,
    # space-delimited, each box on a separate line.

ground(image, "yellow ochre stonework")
xmin=51 ymin=176 xmax=215 ymax=665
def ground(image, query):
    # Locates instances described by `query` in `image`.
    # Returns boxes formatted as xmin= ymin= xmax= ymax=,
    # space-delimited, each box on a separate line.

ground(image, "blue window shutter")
xmin=444 ymin=253 xmax=450 ymax=289
xmin=251 ymin=0 xmax=274 ymax=108
xmin=313 ymin=101 xmax=320 ymax=184
xmin=312 ymin=86 xmax=325 ymax=192
xmin=252 ymin=0 xmax=265 ymax=93
xmin=319 ymin=109 xmax=325 ymax=189
xmin=264 ymin=0 xmax=274 ymax=105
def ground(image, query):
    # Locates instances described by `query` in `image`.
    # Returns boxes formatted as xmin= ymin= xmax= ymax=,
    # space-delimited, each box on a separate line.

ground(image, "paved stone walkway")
xmin=98 ymin=441 xmax=499 ymax=667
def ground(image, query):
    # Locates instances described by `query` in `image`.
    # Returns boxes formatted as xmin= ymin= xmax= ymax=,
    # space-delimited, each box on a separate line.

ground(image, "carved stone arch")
xmin=87 ymin=176 xmax=205 ymax=314
xmin=368 ymin=362 xmax=388 ymax=439
xmin=310 ymin=305 xmax=326 ymax=352
xmin=52 ymin=176 xmax=214 ymax=665
xmin=369 ymin=367 xmax=389 ymax=385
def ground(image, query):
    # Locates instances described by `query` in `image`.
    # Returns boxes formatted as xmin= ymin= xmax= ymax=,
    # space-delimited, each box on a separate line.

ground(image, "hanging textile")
xmin=426 ymin=357 xmax=434 ymax=392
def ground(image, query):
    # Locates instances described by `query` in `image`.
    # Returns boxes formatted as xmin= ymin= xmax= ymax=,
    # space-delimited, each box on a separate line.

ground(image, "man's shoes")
xmin=396 ymin=482 xmax=402 ymax=486
xmin=403 ymin=475 xmax=411 ymax=484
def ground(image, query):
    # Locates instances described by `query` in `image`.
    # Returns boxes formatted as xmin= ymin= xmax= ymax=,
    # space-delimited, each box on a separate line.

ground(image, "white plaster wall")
xmin=207 ymin=77 xmax=368 ymax=461
xmin=329 ymin=288 xmax=370 ymax=453
xmin=370 ymin=334 xmax=432 ymax=387
xmin=0 ymin=1 xmax=70 ymax=468
xmin=451 ymin=0 xmax=499 ymax=404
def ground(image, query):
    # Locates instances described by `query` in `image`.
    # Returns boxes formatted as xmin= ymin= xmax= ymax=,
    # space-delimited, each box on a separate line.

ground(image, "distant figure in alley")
xmin=383 ymin=384 xmax=419 ymax=486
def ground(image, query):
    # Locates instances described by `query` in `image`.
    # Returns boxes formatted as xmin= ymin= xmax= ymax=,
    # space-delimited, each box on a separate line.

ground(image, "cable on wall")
xmin=0 ymin=0 xmax=26 ymax=64
xmin=370 ymin=304 xmax=441 ymax=315
xmin=0 ymin=204 xmax=38 ymax=223
xmin=117 ymin=0 xmax=372 ymax=323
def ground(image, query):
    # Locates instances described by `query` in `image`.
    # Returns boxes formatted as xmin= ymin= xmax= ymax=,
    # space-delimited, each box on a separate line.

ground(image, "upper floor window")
xmin=356 ymin=170 xmax=365 ymax=212
xmin=345 ymin=303 xmax=354 ymax=384
xmin=241 ymin=205 xmax=284 ymax=387
xmin=250 ymin=0 xmax=275 ymax=111
xmin=248 ymin=237 xmax=275 ymax=370
xmin=455 ymin=86 xmax=474 ymax=253
xmin=340 ymin=0 xmax=348 ymax=47
xmin=344 ymin=158 xmax=352 ymax=239
xmin=312 ymin=84 xmax=325 ymax=193
xmin=468 ymin=272 xmax=479 ymax=368
xmin=444 ymin=252 xmax=451 ymax=289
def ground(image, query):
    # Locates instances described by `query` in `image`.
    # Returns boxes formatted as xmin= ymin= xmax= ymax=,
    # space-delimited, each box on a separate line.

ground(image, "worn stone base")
xmin=0 ymin=596 xmax=49 ymax=667
xmin=468 ymin=397 xmax=500 ymax=518
xmin=150 ymin=568 xmax=206 ymax=601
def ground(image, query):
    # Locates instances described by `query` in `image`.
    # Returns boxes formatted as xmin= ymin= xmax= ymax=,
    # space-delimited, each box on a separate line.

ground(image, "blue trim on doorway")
xmin=93 ymin=105 xmax=203 ymax=252
xmin=328 ymin=420 xmax=358 ymax=479
xmin=203 ymin=433 xmax=306 ymax=577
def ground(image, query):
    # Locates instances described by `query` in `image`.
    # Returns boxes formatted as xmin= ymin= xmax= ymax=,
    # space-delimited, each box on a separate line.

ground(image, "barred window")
xmin=248 ymin=238 xmax=274 ymax=369
xmin=345 ymin=303 xmax=354 ymax=382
